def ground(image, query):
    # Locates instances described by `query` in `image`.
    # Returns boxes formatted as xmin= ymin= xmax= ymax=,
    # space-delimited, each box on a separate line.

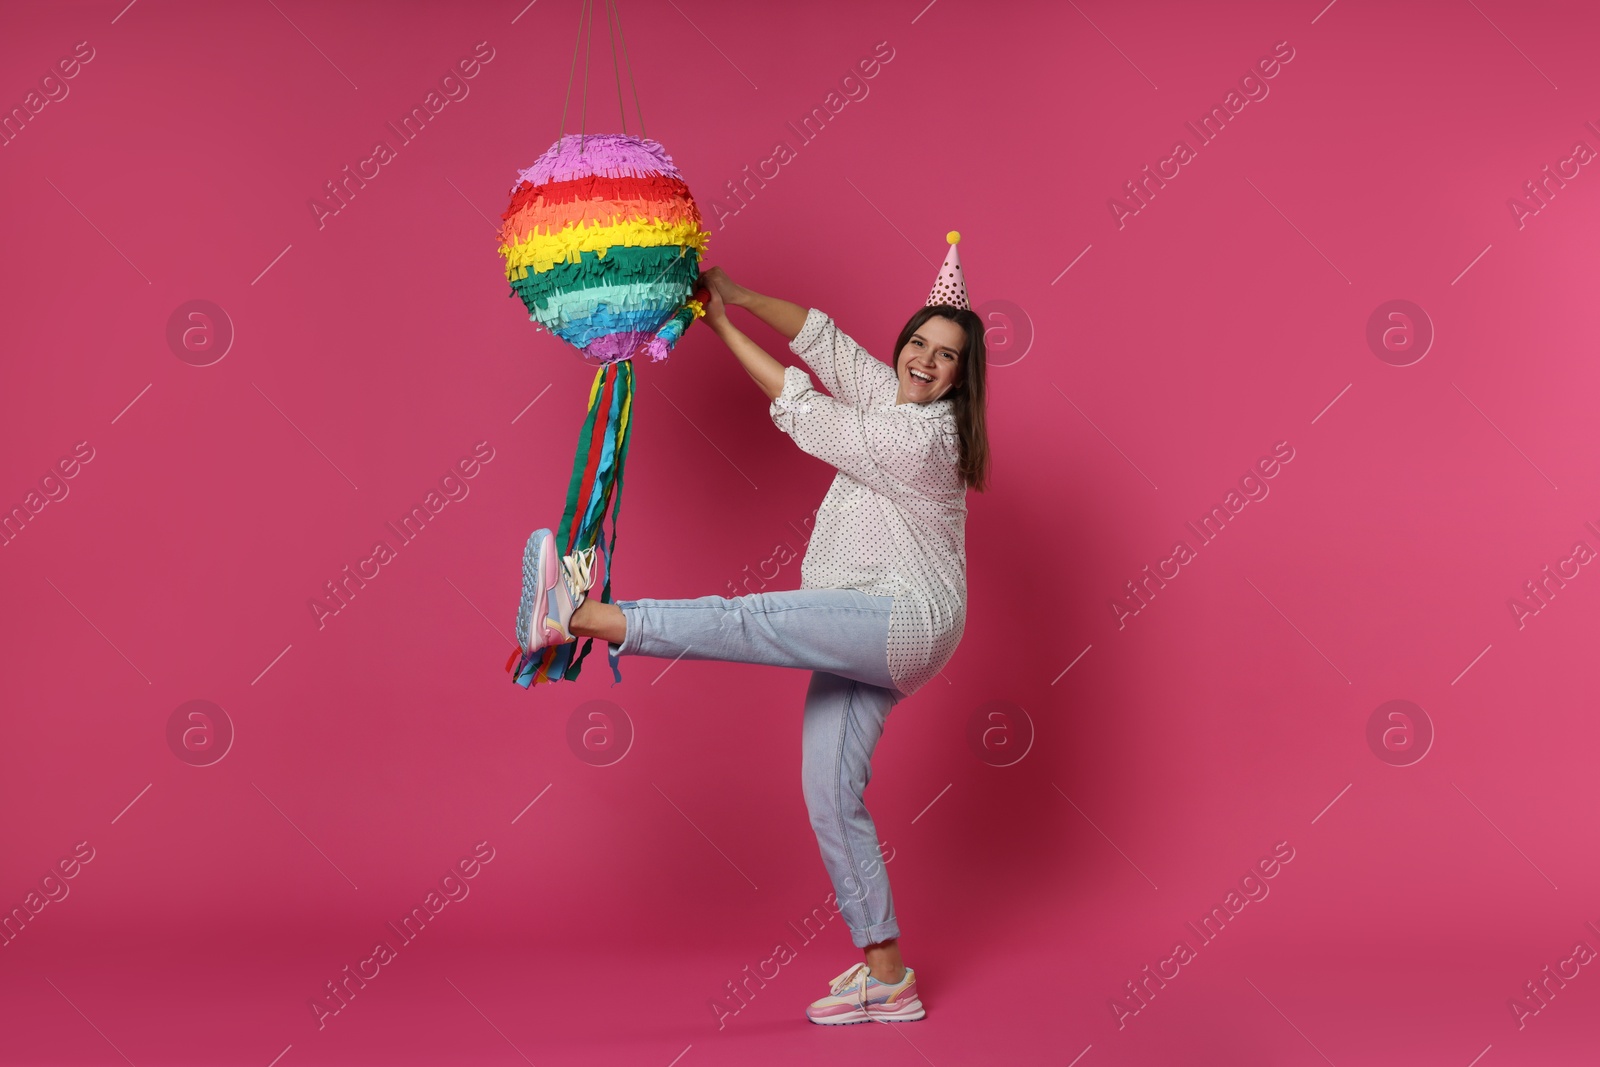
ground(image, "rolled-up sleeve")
xmin=770 ymin=364 xmax=960 ymax=505
xmin=788 ymin=307 xmax=899 ymax=410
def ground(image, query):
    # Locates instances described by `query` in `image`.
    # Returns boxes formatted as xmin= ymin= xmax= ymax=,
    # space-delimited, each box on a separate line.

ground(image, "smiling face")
xmin=894 ymin=315 xmax=967 ymax=405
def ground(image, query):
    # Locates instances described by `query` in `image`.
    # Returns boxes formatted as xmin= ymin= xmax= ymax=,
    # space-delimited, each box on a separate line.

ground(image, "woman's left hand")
xmin=698 ymin=269 xmax=729 ymax=329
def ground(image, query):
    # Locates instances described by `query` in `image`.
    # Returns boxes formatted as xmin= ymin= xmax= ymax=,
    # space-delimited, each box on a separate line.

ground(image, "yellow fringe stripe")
xmin=499 ymin=216 xmax=711 ymax=279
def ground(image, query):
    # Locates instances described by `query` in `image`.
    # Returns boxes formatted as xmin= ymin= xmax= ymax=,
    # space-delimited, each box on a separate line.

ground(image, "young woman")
xmin=517 ymin=261 xmax=989 ymax=1025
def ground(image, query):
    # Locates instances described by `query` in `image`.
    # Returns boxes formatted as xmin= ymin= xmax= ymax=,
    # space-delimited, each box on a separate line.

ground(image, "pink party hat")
xmin=926 ymin=230 xmax=969 ymax=310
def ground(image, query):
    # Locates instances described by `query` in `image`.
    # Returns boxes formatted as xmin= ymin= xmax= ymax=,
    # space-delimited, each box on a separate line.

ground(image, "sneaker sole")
xmin=515 ymin=533 xmax=540 ymax=652
xmin=806 ymin=1001 xmax=926 ymax=1025
xmin=516 ymin=529 xmax=554 ymax=653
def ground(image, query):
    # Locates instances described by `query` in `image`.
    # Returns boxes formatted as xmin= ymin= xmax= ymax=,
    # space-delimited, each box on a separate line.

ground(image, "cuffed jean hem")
xmin=852 ymin=918 xmax=902 ymax=950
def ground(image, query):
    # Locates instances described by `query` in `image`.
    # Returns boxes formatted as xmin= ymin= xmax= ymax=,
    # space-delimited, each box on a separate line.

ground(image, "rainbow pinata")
xmin=498 ymin=133 xmax=711 ymax=363
xmin=501 ymin=133 xmax=711 ymax=691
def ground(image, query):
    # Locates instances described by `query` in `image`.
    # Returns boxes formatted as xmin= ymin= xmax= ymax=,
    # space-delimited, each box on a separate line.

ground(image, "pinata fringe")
xmin=507 ymin=244 xmax=699 ymax=296
xmin=499 ymin=216 xmax=710 ymax=278
xmin=641 ymin=301 xmax=703 ymax=362
xmin=501 ymin=174 xmax=700 ymax=241
xmin=537 ymin=278 xmax=695 ymax=324
xmin=510 ymin=358 xmax=636 ymax=688
xmin=504 ymin=173 xmax=695 ymax=215
xmin=518 ymin=133 xmax=687 ymax=186
xmin=501 ymin=199 xmax=703 ymax=247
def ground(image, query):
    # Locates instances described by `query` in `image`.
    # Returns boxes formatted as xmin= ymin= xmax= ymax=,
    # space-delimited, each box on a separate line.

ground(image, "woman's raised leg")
xmin=570 ymin=598 xmax=625 ymax=644
xmin=579 ymin=587 xmax=902 ymax=693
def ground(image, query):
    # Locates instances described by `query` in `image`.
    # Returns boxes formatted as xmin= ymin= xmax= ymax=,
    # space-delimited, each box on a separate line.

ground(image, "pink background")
xmin=3 ymin=0 xmax=1599 ymax=1063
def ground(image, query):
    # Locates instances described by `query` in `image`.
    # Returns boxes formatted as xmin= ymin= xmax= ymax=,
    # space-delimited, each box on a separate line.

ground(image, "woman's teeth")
xmin=910 ymin=370 xmax=933 ymax=383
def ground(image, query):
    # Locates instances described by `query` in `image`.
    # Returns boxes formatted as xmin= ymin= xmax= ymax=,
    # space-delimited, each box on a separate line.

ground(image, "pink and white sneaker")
xmin=515 ymin=528 xmax=599 ymax=654
xmin=805 ymin=963 xmax=925 ymax=1025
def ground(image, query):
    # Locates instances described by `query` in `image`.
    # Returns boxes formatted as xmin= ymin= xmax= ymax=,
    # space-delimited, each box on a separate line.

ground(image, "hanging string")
xmin=559 ymin=0 xmax=645 ymax=149
xmin=577 ymin=0 xmax=593 ymax=151
xmin=558 ymin=0 xmax=592 ymax=149
xmin=558 ymin=0 xmax=580 ymax=138
xmin=612 ymin=0 xmax=646 ymax=137
xmin=603 ymin=0 xmax=627 ymax=135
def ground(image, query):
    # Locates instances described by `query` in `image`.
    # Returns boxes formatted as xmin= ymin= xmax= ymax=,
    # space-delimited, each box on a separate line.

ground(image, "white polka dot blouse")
xmin=768 ymin=307 xmax=969 ymax=696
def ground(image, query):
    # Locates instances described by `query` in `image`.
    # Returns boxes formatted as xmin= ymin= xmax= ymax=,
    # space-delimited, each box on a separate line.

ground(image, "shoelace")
xmin=826 ymin=963 xmax=894 ymax=1025
xmin=562 ymin=545 xmax=598 ymax=601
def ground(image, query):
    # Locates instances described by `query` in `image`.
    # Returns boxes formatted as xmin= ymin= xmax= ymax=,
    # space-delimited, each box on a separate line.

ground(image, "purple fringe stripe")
xmin=519 ymin=133 xmax=684 ymax=187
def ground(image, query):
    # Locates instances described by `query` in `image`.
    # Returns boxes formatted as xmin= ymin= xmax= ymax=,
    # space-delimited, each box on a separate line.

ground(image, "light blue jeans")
xmin=606 ymin=587 xmax=905 ymax=948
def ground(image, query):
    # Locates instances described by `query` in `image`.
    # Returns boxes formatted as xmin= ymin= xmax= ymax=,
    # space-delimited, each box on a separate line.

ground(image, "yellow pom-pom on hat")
xmin=927 ymin=229 xmax=970 ymax=310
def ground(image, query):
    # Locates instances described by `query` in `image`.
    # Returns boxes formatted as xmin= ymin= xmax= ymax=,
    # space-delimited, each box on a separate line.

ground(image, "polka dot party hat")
xmin=926 ymin=230 xmax=970 ymax=310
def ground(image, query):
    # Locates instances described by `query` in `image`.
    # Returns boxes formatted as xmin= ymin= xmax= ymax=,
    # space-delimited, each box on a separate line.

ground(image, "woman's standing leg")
xmin=572 ymin=587 xmax=922 ymax=1012
xmin=588 ymin=589 xmax=911 ymax=958
xmin=802 ymin=671 xmax=904 ymax=967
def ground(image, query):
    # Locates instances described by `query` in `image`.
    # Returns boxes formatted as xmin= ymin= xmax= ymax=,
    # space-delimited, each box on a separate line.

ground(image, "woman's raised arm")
xmin=735 ymin=289 xmax=808 ymax=341
xmin=714 ymin=318 xmax=787 ymax=401
xmin=700 ymin=275 xmax=786 ymax=400
xmin=701 ymin=267 xmax=807 ymax=340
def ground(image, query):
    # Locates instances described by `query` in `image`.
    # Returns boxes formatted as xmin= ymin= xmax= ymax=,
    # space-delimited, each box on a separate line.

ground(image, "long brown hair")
xmin=892 ymin=305 xmax=990 ymax=492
